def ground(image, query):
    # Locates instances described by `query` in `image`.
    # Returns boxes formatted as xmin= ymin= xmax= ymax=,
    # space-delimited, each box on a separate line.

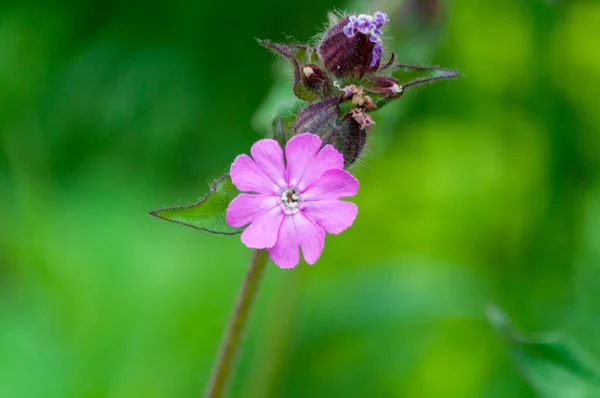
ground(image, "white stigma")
xmin=302 ymin=66 xmax=314 ymax=77
xmin=280 ymin=188 xmax=301 ymax=214
xmin=393 ymin=83 xmax=404 ymax=94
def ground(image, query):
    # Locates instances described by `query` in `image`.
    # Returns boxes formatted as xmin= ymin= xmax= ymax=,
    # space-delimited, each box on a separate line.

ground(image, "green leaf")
xmin=390 ymin=63 xmax=461 ymax=91
xmin=149 ymin=175 xmax=243 ymax=235
xmin=488 ymin=306 xmax=600 ymax=398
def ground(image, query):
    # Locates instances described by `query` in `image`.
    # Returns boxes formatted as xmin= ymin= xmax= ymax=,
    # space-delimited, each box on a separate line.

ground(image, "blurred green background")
xmin=1 ymin=0 xmax=599 ymax=396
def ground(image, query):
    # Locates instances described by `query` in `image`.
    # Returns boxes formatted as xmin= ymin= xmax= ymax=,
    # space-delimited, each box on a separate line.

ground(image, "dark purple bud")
xmin=365 ymin=76 xmax=404 ymax=98
xmin=334 ymin=113 xmax=367 ymax=167
xmin=318 ymin=11 xmax=389 ymax=78
xmin=293 ymin=98 xmax=370 ymax=167
xmin=292 ymin=97 xmax=340 ymax=137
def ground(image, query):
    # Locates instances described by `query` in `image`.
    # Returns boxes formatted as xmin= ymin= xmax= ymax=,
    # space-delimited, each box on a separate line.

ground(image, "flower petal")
xmin=250 ymin=139 xmax=286 ymax=188
xmin=285 ymin=133 xmax=322 ymax=187
xmin=268 ymin=216 xmax=299 ymax=269
xmin=295 ymin=213 xmax=325 ymax=264
xmin=241 ymin=206 xmax=284 ymax=249
xmin=226 ymin=194 xmax=279 ymax=228
xmin=296 ymin=144 xmax=344 ymax=191
xmin=268 ymin=213 xmax=325 ymax=268
xmin=230 ymin=154 xmax=280 ymax=194
xmin=302 ymin=169 xmax=359 ymax=201
xmin=302 ymin=200 xmax=357 ymax=234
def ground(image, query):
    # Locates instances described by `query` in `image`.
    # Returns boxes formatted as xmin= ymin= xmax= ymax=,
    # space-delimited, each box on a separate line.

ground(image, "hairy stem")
xmin=203 ymin=249 xmax=269 ymax=398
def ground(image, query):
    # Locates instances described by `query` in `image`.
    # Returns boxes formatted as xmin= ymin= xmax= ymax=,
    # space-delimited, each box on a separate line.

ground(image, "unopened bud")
xmin=292 ymin=97 xmax=340 ymax=137
xmin=334 ymin=113 xmax=368 ymax=167
xmin=258 ymin=40 xmax=332 ymax=101
xmin=366 ymin=76 xmax=404 ymax=98
xmin=292 ymin=98 xmax=369 ymax=167
xmin=300 ymin=64 xmax=329 ymax=92
xmin=318 ymin=11 xmax=389 ymax=79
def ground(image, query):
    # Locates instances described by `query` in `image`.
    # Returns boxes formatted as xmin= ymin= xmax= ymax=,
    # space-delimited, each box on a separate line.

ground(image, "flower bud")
xmin=366 ymin=76 xmax=404 ymax=98
xmin=301 ymin=64 xmax=327 ymax=89
xmin=318 ymin=11 xmax=389 ymax=79
xmin=334 ymin=113 xmax=367 ymax=167
xmin=292 ymin=98 xmax=370 ymax=167
xmin=258 ymin=40 xmax=331 ymax=101
xmin=296 ymin=64 xmax=332 ymax=100
xmin=292 ymin=97 xmax=340 ymax=137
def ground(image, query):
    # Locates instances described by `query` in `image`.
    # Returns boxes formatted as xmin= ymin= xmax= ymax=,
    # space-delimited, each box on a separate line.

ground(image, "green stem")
xmin=203 ymin=249 xmax=269 ymax=398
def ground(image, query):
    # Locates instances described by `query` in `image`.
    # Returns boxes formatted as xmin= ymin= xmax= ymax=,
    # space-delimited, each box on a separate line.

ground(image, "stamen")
xmin=280 ymin=188 xmax=301 ymax=214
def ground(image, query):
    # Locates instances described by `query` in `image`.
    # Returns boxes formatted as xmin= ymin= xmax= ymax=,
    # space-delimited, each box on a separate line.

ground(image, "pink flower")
xmin=226 ymin=133 xmax=359 ymax=268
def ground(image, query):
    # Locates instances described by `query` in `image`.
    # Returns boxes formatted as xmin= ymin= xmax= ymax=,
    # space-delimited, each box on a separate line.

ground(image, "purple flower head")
xmin=356 ymin=15 xmax=375 ymax=34
xmin=342 ymin=15 xmax=359 ymax=36
xmin=373 ymin=11 xmax=389 ymax=27
xmin=319 ymin=11 xmax=389 ymax=78
xmin=371 ymin=42 xmax=383 ymax=67
xmin=226 ymin=134 xmax=359 ymax=268
xmin=343 ymin=11 xmax=388 ymax=68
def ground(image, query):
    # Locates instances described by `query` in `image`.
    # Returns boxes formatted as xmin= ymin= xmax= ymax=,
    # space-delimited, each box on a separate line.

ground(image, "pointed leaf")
xmin=150 ymin=175 xmax=242 ymax=235
xmin=257 ymin=39 xmax=312 ymax=62
xmin=390 ymin=63 xmax=461 ymax=90
xmin=488 ymin=306 xmax=600 ymax=398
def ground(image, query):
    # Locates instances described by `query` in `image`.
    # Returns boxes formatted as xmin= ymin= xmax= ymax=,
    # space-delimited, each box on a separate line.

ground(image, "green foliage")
xmin=150 ymin=175 xmax=242 ymax=235
xmin=390 ymin=63 xmax=461 ymax=90
xmin=490 ymin=306 xmax=600 ymax=398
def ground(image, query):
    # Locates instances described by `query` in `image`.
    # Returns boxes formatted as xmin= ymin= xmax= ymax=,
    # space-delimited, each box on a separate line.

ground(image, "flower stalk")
xmin=203 ymin=249 xmax=269 ymax=398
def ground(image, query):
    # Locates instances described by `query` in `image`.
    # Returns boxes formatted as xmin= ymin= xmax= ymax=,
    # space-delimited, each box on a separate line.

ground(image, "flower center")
xmin=280 ymin=188 xmax=301 ymax=214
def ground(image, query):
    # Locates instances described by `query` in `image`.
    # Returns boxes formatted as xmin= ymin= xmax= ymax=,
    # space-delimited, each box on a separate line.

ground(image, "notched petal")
xmin=285 ymin=133 xmax=323 ymax=187
xmin=268 ymin=216 xmax=300 ymax=268
xmin=230 ymin=153 xmax=280 ymax=194
xmin=302 ymin=200 xmax=357 ymax=235
xmin=241 ymin=206 xmax=284 ymax=249
xmin=250 ymin=139 xmax=286 ymax=188
xmin=295 ymin=213 xmax=325 ymax=265
xmin=226 ymin=194 xmax=279 ymax=228
xmin=296 ymin=144 xmax=344 ymax=191
xmin=302 ymin=169 xmax=359 ymax=201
